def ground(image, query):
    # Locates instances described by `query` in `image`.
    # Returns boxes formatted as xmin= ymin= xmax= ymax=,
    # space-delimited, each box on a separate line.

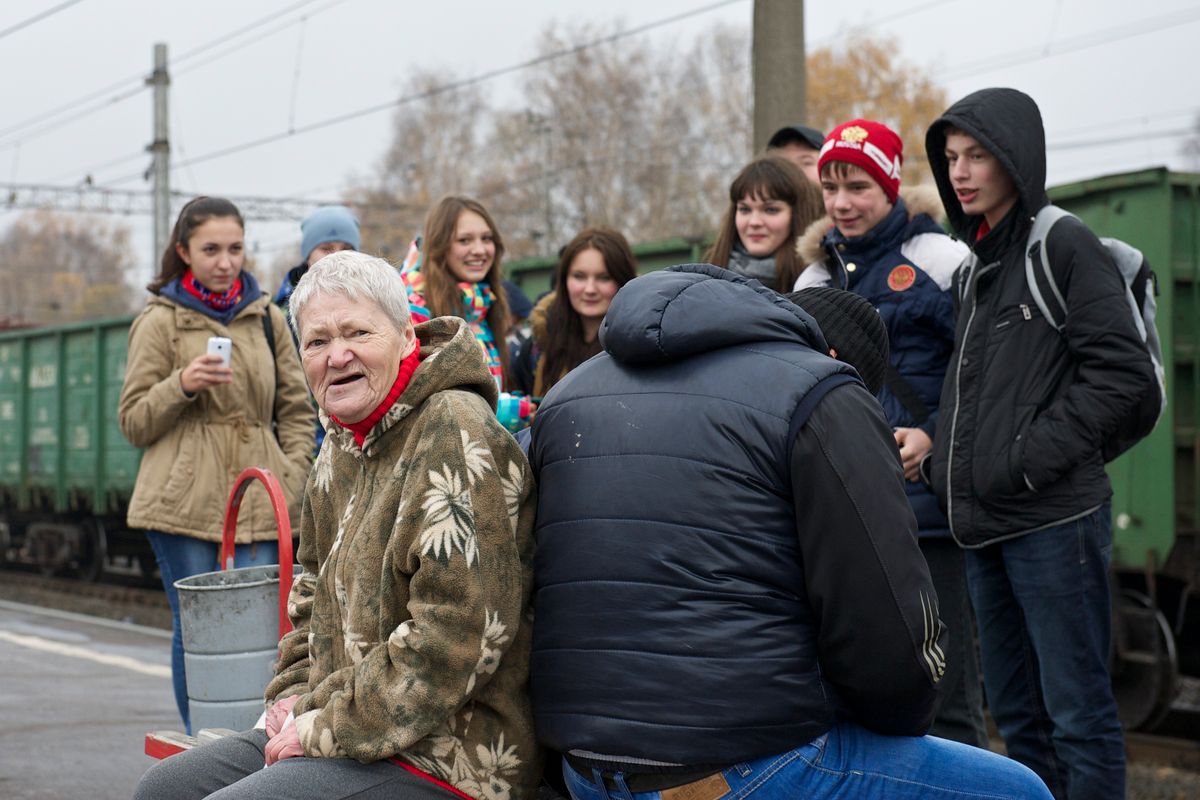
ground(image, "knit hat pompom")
xmin=818 ymin=120 xmax=904 ymax=203
xmin=785 ymin=287 xmax=890 ymax=395
xmin=301 ymin=205 xmax=361 ymax=262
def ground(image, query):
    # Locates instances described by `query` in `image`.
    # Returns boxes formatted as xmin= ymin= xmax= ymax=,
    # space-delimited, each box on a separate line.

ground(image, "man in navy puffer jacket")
xmin=529 ymin=264 xmax=1050 ymax=800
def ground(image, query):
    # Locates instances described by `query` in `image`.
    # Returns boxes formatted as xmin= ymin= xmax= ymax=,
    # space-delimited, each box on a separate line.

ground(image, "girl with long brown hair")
xmin=705 ymin=155 xmax=824 ymax=292
xmin=120 ymin=196 xmax=315 ymax=734
xmin=400 ymin=196 xmax=512 ymax=389
xmin=513 ymin=226 xmax=638 ymax=398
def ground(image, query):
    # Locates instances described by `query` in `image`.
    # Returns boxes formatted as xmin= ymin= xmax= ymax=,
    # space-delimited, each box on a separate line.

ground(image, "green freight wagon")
xmin=1050 ymin=167 xmax=1200 ymax=730
xmin=0 ymin=313 xmax=147 ymax=579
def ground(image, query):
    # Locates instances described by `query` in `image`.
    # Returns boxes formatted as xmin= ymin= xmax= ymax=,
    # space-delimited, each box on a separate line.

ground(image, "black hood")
xmin=599 ymin=263 xmax=829 ymax=364
xmin=925 ymin=88 xmax=1049 ymax=240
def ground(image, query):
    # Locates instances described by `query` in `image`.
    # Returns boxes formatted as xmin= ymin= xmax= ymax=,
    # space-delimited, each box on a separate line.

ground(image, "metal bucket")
xmin=176 ymin=564 xmax=298 ymax=732
xmin=173 ymin=467 xmax=297 ymax=732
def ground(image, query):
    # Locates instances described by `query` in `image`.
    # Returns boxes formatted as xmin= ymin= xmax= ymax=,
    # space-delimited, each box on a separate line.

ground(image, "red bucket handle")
xmin=219 ymin=467 xmax=294 ymax=640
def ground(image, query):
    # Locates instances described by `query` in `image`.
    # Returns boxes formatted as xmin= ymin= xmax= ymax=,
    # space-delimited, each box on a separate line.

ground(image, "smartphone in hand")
xmin=207 ymin=336 xmax=232 ymax=369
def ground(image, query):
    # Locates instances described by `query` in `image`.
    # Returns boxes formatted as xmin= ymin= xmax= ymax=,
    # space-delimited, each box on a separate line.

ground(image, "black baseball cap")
xmin=768 ymin=125 xmax=825 ymax=151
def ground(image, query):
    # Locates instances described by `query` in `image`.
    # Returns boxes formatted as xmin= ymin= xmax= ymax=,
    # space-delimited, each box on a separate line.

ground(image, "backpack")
xmin=1025 ymin=205 xmax=1167 ymax=462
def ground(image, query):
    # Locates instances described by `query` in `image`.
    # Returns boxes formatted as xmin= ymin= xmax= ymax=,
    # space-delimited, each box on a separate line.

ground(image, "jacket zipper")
xmin=828 ymin=245 xmax=850 ymax=290
xmin=946 ymin=258 xmax=998 ymax=540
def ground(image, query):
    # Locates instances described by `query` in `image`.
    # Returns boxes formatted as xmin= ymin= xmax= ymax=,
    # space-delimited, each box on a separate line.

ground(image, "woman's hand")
xmin=265 ymin=715 xmax=304 ymax=765
xmin=265 ymin=694 xmax=301 ymax=738
xmin=894 ymin=427 xmax=933 ymax=482
xmin=180 ymin=354 xmax=233 ymax=395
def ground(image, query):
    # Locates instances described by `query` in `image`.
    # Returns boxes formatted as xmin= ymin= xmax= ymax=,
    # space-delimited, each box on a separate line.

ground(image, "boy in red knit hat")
xmin=794 ymin=118 xmax=986 ymax=749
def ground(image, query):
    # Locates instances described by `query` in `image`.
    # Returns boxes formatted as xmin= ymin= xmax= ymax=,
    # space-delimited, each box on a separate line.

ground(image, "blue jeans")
xmin=561 ymin=721 xmax=1051 ymax=800
xmin=965 ymin=504 xmax=1124 ymax=800
xmin=147 ymin=531 xmax=279 ymax=734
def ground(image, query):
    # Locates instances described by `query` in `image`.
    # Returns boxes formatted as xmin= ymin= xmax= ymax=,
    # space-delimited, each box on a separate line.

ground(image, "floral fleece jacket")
xmin=264 ymin=316 xmax=539 ymax=800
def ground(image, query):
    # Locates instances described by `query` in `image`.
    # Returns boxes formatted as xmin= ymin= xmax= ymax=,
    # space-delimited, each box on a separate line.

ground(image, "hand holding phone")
xmin=180 ymin=337 xmax=234 ymax=395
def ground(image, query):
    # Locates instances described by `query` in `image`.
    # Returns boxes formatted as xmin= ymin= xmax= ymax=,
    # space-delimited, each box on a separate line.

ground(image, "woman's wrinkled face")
xmin=735 ymin=193 xmax=793 ymax=258
xmin=177 ymin=216 xmax=245 ymax=292
xmin=298 ymin=293 xmax=414 ymax=424
xmin=445 ymin=210 xmax=496 ymax=283
xmin=565 ymin=247 xmax=618 ymax=321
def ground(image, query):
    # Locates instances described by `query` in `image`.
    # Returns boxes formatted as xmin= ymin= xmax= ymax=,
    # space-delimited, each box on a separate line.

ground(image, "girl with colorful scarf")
xmin=400 ymin=197 xmax=512 ymax=391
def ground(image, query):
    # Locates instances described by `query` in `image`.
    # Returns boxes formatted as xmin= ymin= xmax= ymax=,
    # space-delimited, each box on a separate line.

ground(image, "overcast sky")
xmin=1 ymin=0 xmax=1195 ymax=281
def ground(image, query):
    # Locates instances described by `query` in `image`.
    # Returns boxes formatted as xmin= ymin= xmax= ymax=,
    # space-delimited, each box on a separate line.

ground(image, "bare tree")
xmin=352 ymin=69 xmax=491 ymax=260
xmin=0 ymin=211 xmax=137 ymax=325
xmin=354 ymin=22 xmax=948 ymax=262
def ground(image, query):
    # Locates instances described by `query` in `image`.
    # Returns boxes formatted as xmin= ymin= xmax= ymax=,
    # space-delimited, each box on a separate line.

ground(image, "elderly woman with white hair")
xmin=134 ymin=251 xmax=539 ymax=800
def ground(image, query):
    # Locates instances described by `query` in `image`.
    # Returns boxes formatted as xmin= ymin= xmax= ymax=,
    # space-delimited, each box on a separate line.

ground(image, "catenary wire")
xmin=95 ymin=0 xmax=751 ymax=187
xmin=0 ymin=0 xmax=332 ymax=147
xmin=0 ymin=0 xmax=87 ymax=42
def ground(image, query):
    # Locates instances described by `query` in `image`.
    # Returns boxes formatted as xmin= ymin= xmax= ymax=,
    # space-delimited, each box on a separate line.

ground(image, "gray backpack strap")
xmin=1025 ymin=205 xmax=1074 ymax=332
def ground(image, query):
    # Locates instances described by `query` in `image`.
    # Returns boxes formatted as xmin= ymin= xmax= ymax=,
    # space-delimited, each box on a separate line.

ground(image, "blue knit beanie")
xmin=300 ymin=205 xmax=361 ymax=261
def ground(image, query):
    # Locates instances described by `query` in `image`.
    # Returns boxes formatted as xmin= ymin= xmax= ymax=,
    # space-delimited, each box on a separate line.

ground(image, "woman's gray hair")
xmin=289 ymin=250 xmax=412 ymax=339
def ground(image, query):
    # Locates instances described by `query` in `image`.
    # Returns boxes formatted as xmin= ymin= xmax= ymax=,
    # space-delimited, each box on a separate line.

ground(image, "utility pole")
xmin=147 ymin=43 xmax=170 ymax=268
xmin=752 ymin=0 xmax=806 ymax=154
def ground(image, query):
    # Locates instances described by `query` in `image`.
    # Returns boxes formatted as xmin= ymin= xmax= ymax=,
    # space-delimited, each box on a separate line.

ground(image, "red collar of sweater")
xmin=330 ymin=346 xmax=421 ymax=447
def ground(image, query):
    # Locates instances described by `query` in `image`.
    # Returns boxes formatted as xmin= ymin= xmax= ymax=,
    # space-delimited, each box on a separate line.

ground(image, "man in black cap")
xmin=784 ymin=286 xmax=889 ymax=394
xmin=767 ymin=124 xmax=824 ymax=183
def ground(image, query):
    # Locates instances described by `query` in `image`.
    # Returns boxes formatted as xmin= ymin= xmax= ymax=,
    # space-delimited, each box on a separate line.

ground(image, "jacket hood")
xmin=925 ymin=88 xmax=1048 ymax=238
xmin=796 ymin=185 xmax=947 ymax=265
xmin=322 ymin=316 xmax=499 ymax=453
xmin=599 ymin=263 xmax=828 ymax=364
xmin=529 ymin=291 xmax=555 ymax=346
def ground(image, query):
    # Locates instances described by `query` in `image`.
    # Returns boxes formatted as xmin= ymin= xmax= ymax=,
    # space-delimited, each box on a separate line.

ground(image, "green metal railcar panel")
xmin=64 ymin=329 xmax=98 ymax=498
xmin=1050 ymin=168 xmax=1200 ymax=573
xmin=0 ymin=339 xmax=21 ymax=488
xmin=102 ymin=320 xmax=139 ymax=509
xmin=1169 ymin=179 xmax=1200 ymax=543
xmin=0 ymin=315 xmax=139 ymax=514
xmin=24 ymin=333 xmax=64 ymax=508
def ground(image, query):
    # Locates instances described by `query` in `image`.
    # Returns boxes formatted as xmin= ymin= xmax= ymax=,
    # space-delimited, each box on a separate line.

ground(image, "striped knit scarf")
xmin=400 ymin=250 xmax=503 ymax=387
xmin=182 ymin=269 xmax=243 ymax=311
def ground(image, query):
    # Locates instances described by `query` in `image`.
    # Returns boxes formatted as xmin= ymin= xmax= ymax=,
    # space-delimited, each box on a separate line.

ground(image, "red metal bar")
xmin=218 ymin=467 xmax=295 ymax=639
xmin=144 ymin=732 xmax=191 ymax=759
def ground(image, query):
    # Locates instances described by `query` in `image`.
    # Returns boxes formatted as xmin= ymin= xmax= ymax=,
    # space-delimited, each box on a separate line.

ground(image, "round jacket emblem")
xmin=888 ymin=265 xmax=916 ymax=292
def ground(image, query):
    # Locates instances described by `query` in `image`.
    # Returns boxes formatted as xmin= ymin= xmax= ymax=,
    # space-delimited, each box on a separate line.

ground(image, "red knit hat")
xmin=818 ymin=119 xmax=904 ymax=203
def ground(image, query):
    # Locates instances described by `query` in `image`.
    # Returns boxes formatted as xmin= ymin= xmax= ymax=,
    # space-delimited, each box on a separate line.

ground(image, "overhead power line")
xmin=0 ymin=0 xmax=335 ymax=149
xmin=809 ymin=0 xmax=959 ymax=47
xmin=98 ymin=0 xmax=750 ymax=187
xmin=0 ymin=0 xmax=86 ymax=42
xmin=938 ymin=6 xmax=1200 ymax=81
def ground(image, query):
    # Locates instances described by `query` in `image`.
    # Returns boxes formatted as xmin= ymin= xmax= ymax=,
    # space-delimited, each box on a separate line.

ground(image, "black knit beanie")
xmin=784 ymin=287 xmax=890 ymax=395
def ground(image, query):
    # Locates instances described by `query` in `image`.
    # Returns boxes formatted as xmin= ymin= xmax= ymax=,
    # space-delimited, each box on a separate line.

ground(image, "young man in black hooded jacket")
xmin=924 ymin=88 xmax=1155 ymax=800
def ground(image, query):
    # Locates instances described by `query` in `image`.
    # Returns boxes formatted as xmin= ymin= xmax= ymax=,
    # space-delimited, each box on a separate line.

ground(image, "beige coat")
xmin=265 ymin=317 xmax=539 ymax=799
xmin=118 ymin=293 xmax=315 ymax=542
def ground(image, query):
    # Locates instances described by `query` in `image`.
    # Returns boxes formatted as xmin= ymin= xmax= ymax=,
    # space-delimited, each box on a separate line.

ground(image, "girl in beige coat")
xmin=118 ymin=197 xmax=315 ymax=733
